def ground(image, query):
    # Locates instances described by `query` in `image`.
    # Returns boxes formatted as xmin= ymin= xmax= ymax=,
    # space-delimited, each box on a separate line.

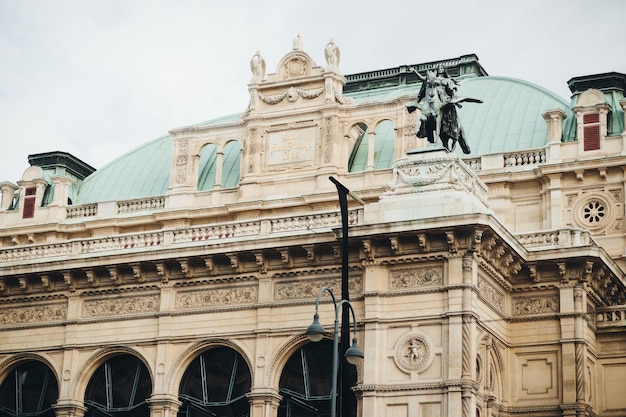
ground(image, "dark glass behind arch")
xmin=278 ymin=340 xmax=357 ymax=417
xmin=84 ymin=354 xmax=152 ymax=417
xmin=178 ymin=346 xmax=252 ymax=417
xmin=0 ymin=361 xmax=58 ymax=417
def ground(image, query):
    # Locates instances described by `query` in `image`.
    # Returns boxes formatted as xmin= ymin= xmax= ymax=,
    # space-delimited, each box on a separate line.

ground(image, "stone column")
xmin=247 ymin=388 xmax=282 ymax=417
xmin=542 ymin=109 xmax=566 ymax=163
xmin=0 ymin=182 xmax=17 ymax=210
xmin=147 ymin=394 xmax=182 ymax=417
xmin=461 ymin=255 xmax=476 ymax=417
xmin=214 ymin=150 xmax=224 ymax=189
xmin=619 ymin=99 xmax=626 ymax=155
xmin=366 ymin=131 xmax=376 ymax=170
xmin=53 ymin=400 xmax=87 ymax=417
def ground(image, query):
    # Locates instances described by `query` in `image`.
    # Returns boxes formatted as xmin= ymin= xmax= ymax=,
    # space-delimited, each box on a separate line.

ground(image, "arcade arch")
xmin=0 ymin=358 xmax=59 ymax=417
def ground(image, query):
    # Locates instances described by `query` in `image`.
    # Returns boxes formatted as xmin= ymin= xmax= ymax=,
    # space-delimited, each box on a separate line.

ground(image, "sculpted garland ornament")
xmin=258 ymin=86 xmax=324 ymax=104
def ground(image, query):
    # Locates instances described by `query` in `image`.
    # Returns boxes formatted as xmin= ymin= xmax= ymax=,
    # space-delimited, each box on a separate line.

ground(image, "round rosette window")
xmin=573 ymin=194 xmax=612 ymax=231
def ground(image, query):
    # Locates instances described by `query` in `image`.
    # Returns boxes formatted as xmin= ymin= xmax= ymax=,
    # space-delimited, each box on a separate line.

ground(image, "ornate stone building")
xmin=1 ymin=38 xmax=626 ymax=417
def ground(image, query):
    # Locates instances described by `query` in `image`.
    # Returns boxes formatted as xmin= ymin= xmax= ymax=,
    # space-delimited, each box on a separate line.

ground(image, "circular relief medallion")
xmin=394 ymin=333 xmax=432 ymax=372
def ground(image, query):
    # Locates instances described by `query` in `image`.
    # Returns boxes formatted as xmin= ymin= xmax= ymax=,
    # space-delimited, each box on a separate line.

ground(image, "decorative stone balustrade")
xmin=504 ymin=150 xmax=546 ymax=168
xmin=67 ymin=204 xmax=98 ymax=218
xmin=515 ymin=228 xmax=592 ymax=249
xmin=0 ymin=210 xmax=361 ymax=263
xmin=172 ymin=222 xmax=260 ymax=243
xmin=81 ymin=233 xmax=163 ymax=253
xmin=596 ymin=307 xmax=626 ymax=329
xmin=0 ymin=243 xmax=75 ymax=263
xmin=461 ymin=148 xmax=546 ymax=172
xmin=270 ymin=211 xmax=358 ymax=233
xmin=117 ymin=197 xmax=165 ymax=213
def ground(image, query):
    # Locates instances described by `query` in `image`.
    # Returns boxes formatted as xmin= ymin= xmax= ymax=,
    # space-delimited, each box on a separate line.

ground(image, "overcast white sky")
xmin=0 ymin=0 xmax=624 ymax=182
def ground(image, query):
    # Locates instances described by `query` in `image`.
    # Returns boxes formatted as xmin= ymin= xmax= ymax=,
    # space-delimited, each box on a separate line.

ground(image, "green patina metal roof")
xmin=74 ymin=134 xmax=172 ymax=204
xmin=344 ymin=75 xmax=573 ymax=159
xmin=456 ymin=76 xmax=572 ymax=155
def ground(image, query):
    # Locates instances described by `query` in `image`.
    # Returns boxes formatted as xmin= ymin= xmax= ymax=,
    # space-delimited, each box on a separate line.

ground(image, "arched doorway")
xmin=0 ymin=360 xmax=58 ymax=417
xmin=178 ymin=346 xmax=251 ymax=417
xmin=278 ymin=340 xmax=357 ymax=417
xmin=84 ymin=354 xmax=152 ymax=416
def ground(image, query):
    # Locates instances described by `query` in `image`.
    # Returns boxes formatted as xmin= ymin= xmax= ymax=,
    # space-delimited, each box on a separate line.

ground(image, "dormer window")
xmin=583 ymin=113 xmax=601 ymax=151
xmin=570 ymin=88 xmax=611 ymax=155
xmin=22 ymin=187 xmax=36 ymax=218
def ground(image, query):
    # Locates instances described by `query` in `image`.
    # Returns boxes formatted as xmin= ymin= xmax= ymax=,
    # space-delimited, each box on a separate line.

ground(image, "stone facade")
xmin=1 ymin=39 xmax=626 ymax=417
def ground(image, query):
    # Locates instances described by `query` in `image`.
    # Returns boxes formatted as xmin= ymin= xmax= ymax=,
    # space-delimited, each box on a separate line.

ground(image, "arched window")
xmin=347 ymin=123 xmax=368 ymax=172
xmin=178 ymin=346 xmax=251 ymax=417
xmin=373 ymin=120 xmax=396 ymax=169
xmin=0 ymin=361 xmax=58 ymax=417
xmin=198 ymin=141 xmax=241 ymax=191
xmin=222 ymin=141 xmax=242 ymax=188
xmin=198 ymin=144 xmax=218 ymax=191
xmin=278 ymin=341 xmax=357 ymax=417
xmin=84 ymin=354 xmax=152 ymax=417
xmin=348 ymin=121 xmax=396 ymax=172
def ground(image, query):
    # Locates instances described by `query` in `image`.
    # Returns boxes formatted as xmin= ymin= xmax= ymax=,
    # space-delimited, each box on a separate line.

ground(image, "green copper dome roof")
xmin=456 ymin=76 xmax=572 ymax=155
xmin=72 ymin=75 xmax=572 ymax=205
xmin=74 ymin=134 xmax=172 ymax=204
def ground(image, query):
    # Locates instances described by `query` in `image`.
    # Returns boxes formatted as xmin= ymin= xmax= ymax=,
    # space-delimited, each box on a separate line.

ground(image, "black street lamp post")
xmin=306 ymin=286 xmax=364 ymax=417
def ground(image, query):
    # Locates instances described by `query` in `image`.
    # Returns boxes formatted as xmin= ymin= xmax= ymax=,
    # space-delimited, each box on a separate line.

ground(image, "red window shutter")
xmin=583 ymin=113 xmax=599 ymax=124
xmin=23 ymin=197 xmax=35 ymax=218
xmin=22 ymin=187 xmax=36 ymax=218
xmin=584 ymin=125 xmax=600 ymax=151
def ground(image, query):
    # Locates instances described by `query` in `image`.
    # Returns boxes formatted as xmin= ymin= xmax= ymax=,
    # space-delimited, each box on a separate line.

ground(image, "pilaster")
xmin=52 ymin=399 xmax=88 ymax=417
xmin=247 ymin=387 xmax=282 ymax=417
xmin=146 ymin=394 xmax=182 ymax=417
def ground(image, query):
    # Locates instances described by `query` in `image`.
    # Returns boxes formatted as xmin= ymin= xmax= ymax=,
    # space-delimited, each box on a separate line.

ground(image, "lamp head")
xmin=345 ymin=337 xmax=364 ymax=367
xmin=306 ymin=313 xmax=326 ymax=342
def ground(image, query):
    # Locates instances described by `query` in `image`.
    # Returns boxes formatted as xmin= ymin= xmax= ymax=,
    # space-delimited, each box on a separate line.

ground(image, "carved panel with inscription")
xmin=267 ymin=127 xmax=315 ymax=165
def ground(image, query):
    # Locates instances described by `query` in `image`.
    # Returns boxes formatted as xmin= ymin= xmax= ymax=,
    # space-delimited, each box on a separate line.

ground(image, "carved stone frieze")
xmin=83 ymin=294 xmax=159 ymax=317
xmin=274 ymin=277 xmax=362 ymax=301
xmin=513 ymin=294 xmax=559 ymax=316
xmin=0 ymin=303 xmax=67 ymax=325
xmin=478 ymin=276 xmax=505 ymax=312
xmin=175 ymin=286 xmax=257 ymax=309
xmin=390 ymin=266 xmax=443 ymax=289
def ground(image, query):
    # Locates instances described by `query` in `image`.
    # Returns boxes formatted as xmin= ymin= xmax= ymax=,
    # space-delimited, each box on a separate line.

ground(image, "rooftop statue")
xmin=407 ymin=64 xmax=482 ymax=154
xmin=324 ymin=38 xmax=340 ymax=70
xmin=250 ymin=50 xmax=266 ymax=82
